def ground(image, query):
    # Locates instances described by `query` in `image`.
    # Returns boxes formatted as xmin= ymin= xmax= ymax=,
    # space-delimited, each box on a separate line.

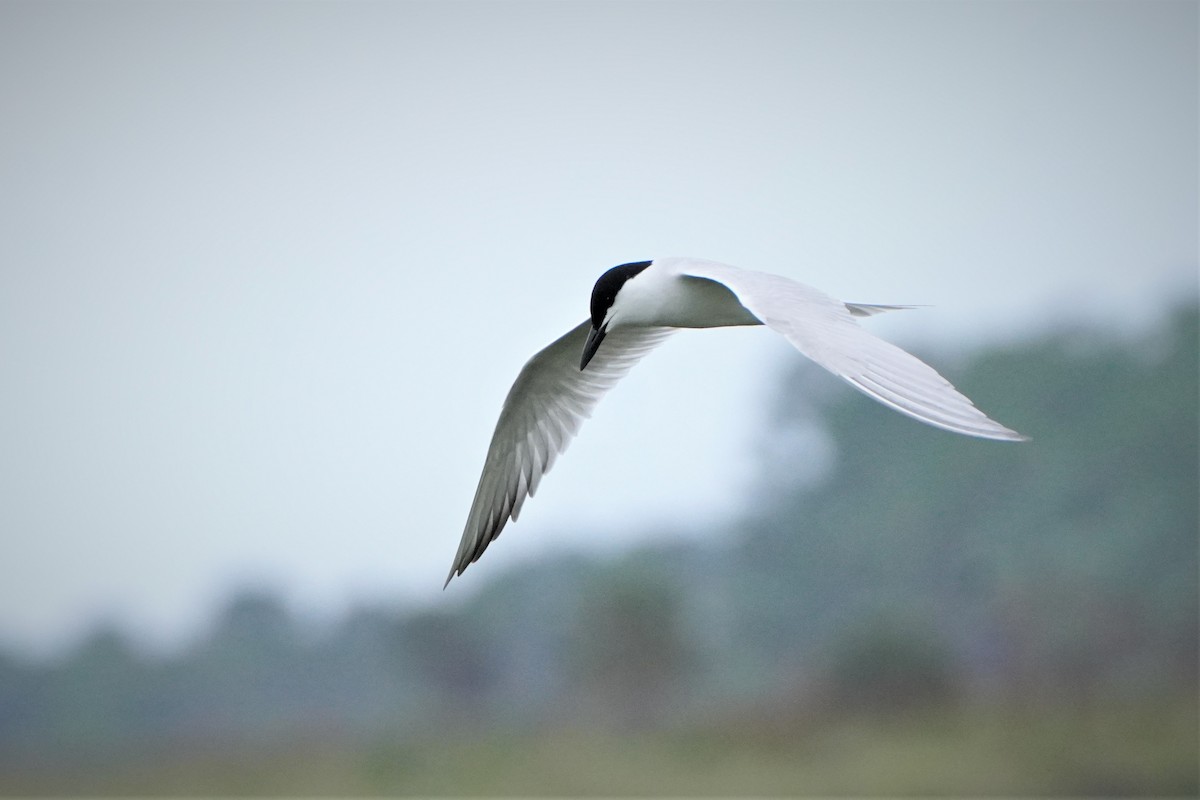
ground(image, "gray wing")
xmin=446 ymin=320 xmax=673 ymax=585
xmin=676 ymin=260 xmax=1028 ymax=442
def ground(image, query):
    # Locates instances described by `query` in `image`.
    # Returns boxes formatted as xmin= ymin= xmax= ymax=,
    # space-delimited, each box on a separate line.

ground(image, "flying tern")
xmin=446 ymin=257 xmax=1026 ymax=585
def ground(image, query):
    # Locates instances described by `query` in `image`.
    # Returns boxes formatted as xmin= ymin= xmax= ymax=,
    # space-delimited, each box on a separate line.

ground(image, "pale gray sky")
xmin=1 ymin=0 xmax=1196 ymax=654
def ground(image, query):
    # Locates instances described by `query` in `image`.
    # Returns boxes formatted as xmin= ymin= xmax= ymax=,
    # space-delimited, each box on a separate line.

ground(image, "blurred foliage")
xmin=566 ymin=569 xmax=695 ymax=728
xmin=822 ymin=617 xmax=959 ymax=713
xmin=1 ymin=304 xmax=1196 ymax=795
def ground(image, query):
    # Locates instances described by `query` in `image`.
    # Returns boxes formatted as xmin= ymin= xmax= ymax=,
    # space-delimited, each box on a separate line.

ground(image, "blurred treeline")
xmin=1 ymin=305 xmax=1196 ymax=795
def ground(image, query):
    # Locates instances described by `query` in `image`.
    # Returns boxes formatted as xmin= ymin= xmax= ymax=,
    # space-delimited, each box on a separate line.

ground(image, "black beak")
xmin=580 ymin=324 xmax=607 ymax=370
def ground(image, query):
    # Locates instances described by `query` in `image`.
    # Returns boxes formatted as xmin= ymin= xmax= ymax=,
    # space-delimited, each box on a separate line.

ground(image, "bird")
xmin=445 ymin=257 xmax=1027 ymax=586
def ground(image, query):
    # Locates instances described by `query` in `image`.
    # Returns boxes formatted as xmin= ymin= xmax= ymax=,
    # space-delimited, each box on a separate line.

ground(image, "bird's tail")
xmin=844 ymin=302 xmax=923 ymax=318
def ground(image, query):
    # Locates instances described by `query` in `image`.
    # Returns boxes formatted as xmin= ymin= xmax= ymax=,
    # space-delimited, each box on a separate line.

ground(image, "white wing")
xmin=674 ymin=260 xmax=1028 ymax=442
xmin=447 ymin=320 xmax=673 ymax=585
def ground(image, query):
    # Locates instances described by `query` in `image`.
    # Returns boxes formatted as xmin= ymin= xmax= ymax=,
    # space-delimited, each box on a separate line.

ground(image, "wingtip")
xmin=972 ymin=423 xmax=1031 ymax=443
xmin=443 ymin=567 xmax=457 ymax=590
xmin=992 ymin=419 xmax=1031 ymax=442
xmin=987 ymin=424 xmax=1031 ymax=443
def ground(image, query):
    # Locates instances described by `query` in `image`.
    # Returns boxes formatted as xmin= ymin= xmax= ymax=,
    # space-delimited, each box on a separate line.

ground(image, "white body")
xmin=446 ymin=258 xmax=1026 ymax=585
xmin=603 ymin=258 xmax=763 ymax=329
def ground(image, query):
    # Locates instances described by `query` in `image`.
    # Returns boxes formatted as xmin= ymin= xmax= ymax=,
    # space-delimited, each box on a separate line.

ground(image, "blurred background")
xmin=1 ymin=0 xmax=1196 ymax=794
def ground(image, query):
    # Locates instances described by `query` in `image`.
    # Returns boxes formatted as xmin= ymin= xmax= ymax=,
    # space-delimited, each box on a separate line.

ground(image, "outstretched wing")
xmin=447 ymin=320 xmax=673 ymax=585
xmin=674 ymin=260 xmax=1027 ymax=442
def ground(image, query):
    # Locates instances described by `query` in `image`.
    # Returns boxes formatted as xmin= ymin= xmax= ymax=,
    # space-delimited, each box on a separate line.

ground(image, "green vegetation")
xmin=5 ymin=698 xmax=1195 ymax=796
xmin=1 ymin=305 xmax=1196 ymax=795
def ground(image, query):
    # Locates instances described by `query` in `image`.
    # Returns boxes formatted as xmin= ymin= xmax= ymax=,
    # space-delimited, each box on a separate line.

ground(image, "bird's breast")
xmin=631 ymin=274 xmax=762 ymax=329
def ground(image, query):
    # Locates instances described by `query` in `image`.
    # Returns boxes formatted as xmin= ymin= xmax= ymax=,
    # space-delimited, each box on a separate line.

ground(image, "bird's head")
xmin=581 ymin=260 xmax=652 ymax=370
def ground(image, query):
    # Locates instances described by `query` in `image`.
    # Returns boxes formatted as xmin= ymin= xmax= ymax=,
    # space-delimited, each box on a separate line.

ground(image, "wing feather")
xmin=674 ymin=260 xmax=1027 ymax=442
xmin=446 ymin=319 xmax=673 ymax=585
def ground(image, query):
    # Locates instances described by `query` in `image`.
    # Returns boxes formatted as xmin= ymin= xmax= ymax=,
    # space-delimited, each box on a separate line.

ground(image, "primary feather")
xmin=671 ymin=259 xmax=1026 ymax=442
xmin=446 ymin=320 xmax=672 ymax=585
